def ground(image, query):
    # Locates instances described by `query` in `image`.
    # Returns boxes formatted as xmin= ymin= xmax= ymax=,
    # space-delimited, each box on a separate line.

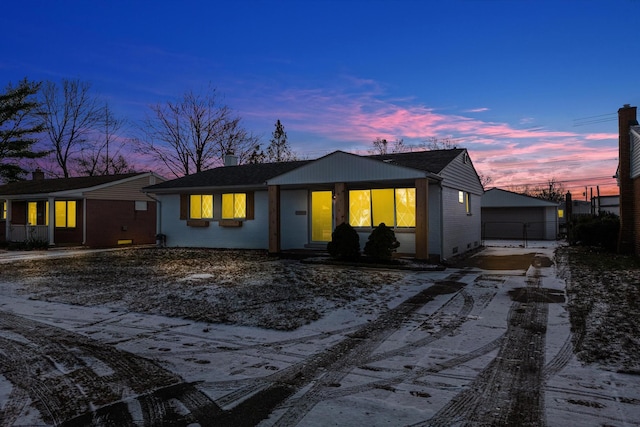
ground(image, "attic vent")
xmin=463 ymin=152 xmax=469 ymax=164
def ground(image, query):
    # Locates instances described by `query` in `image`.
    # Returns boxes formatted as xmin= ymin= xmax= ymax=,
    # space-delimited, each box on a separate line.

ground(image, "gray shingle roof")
xmin=368 ymin=148 xmax=464 ymax=174
xmin=0 ymin=173 xmax=145 ymax=196
xmin=482 ymin=188 xmax=558 ymax=208
xmin=144 ymin=149 xmax=465 ymax=192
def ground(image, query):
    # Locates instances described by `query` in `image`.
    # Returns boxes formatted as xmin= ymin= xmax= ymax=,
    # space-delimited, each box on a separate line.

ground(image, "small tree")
xmin=327 ymin=222 xmax=360 ymax=260
xmin=364 ymin=223 xmax=400 ymax=261
xmin=265 ymin=119 xmax=296 ymax=162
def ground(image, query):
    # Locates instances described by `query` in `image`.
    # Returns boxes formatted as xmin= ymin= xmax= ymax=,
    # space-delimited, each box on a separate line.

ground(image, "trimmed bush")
xmin=364 ymin=223 xmax=400 ymax=261
xmin=327 ymin=222 xmax=360 ymax=260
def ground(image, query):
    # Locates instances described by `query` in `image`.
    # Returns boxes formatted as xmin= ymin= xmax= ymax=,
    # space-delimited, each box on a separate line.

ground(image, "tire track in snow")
xmin=219 ymin=272 xmax=473 ymax=427
xmin=0 ymin=311 xmax=222 ymax=425
xmin=420 ymin=266 xmax=550 ymax=427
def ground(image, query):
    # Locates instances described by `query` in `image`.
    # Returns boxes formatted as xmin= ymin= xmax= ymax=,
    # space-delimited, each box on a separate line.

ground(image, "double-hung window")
xmin=189 ymin=195 xmax=213 ymax=219
xmin=349 ymin=188 xmax=415 ymax=228
xmin=459 ymin=191 xmax=471 ymax=215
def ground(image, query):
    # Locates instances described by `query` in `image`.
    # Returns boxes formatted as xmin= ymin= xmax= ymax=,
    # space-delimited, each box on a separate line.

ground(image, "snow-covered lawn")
xmin=0 ymin=243 xmax=638 ymax=426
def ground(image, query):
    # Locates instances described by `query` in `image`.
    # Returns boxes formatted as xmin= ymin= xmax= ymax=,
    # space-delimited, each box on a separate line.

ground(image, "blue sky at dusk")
xmin=2 ymin=0 xmax=638 ymax=195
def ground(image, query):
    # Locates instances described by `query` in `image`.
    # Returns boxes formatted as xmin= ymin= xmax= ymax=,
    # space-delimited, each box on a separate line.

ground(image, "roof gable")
xmin=267 ymin=151 xmax=432 ymax=186
xmin=482 ymin=188 xmax=558 ymax=208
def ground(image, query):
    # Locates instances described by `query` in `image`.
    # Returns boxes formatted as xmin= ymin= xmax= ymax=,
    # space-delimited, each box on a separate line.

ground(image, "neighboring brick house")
xmin=144 ymin=149 xmax=485 ymax=261
xmin=617 ymin=104 xmax=640 ymax=255
xmin=0 ymin=171 xmax=165 ymax=247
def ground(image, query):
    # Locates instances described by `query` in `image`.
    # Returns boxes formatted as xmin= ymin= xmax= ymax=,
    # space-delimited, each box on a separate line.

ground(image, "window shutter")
xmin=246 ymin=192 xmax=255 ymax=220
xmin=180 ymin=194 xmax=188 ymax=220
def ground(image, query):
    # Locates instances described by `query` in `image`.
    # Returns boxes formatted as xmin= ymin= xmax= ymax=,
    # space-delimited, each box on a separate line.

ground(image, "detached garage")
xmin=482 ymin=188 xmax=559 ymax=241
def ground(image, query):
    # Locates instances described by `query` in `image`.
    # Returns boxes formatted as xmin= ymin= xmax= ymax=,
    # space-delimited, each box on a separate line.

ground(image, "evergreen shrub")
xmin=364 ymin=223 xmax=400 ymax=261
xmin=327 ymin=222 xmax=360 ymax=260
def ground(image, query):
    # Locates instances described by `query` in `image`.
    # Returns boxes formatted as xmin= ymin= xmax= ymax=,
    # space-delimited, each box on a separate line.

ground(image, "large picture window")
xmin=349 ymin=188 xmax=415 ymax=228
xmin=222 ymin=193 xmax=246 ymax=219
xmin=190 ymin=195 xmax=213 ymax=219
xmin=55 ymin=200 xmax=76 ymax=228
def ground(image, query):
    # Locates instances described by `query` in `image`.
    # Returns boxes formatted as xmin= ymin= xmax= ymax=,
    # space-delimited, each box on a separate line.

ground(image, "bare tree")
xmin=77 ymin=103 xmax=134 ymax=175
xmin=424 ymin=137 xmax=457 ymax=150
xmin=527 ymin=178 xmax=566 ymax=203
xmin=479 ymin=173 xmax=493 ymax=189
xmin=370 ymin=137 xmax=406 ymax=155
xmin=139 ymin=87 xmax=258 ymax=177
xmin=39 ymin=79 xmax=101 ymax=177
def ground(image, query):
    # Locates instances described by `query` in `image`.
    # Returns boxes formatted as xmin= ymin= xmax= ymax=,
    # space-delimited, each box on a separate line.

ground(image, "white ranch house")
xmin=144 ymin=149 xmax=484 ymax=261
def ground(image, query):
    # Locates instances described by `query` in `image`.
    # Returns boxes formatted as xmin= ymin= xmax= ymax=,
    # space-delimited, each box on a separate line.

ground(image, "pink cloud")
xmin=240 ymin=80 xmax=620 ymax=196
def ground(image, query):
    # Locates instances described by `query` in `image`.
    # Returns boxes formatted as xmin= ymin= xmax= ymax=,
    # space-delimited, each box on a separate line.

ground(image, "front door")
xmin=311 ymin=191 xmax=333 ymax=242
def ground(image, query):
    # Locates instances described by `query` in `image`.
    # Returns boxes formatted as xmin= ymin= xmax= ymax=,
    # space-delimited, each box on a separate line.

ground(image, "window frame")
xmin=348 ymin=187 xmax=416 ymax=229
xmin=221 ymin=193 xmax=247 ymax=220
xmin=189 ymin=194 xmax=214 ymax=220
xmin=55 ymin=200 xmax=77 ymax=228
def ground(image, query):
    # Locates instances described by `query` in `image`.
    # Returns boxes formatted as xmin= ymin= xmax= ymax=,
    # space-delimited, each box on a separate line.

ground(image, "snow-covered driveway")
xmin=0 ymin=243 xmax=638 ymax=426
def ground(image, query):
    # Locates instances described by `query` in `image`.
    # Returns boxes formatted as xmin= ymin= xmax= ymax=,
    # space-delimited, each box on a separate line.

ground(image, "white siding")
xmin=441 ymin=186 xmax=482 ymax=259
xmin=439 ymin=151 xmax=484 ymax=195
xmin=268 ymin=151 xmax=424 ymax=186
xmin=158 ymin=192 xmax=269 ymax=249
xmin=631 ymin=128 xmax=640 ymax=179
xmin=428 ymin=183 xmax=442 ymax=257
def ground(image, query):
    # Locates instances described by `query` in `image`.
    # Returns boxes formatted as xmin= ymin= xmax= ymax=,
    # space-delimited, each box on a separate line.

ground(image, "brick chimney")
xmin=32 ymin=168 xmax=45 ymax=181
xmin=617 ymin=104 xmax=637 ymax=254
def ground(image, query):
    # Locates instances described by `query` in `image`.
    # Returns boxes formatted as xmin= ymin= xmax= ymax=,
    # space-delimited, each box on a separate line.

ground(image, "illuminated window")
xmin=465 ymin=192 xmax=471 ymax=215
xmin=311 ymin=191 xmax=333 ymax=241
xmin=558 ymin=209 xmax=564 ymax=219
xmin=55 ymin=201 xmax=76 ymax=228
xmin=222 ymin=193 xmax=246 ymax=219
xmin=395 ymin=188 xmax=416 ymax=227
xmin=190 ymin=195 xmax=213 ymax=219
xmin=1 ymin=201 xmax=6 ymax=220
xmin=28 ymin=202 xmax=37 ymax=225
xmin=459 ymin=191 xmax=464 ymax=204
xmin=349 ymin=188 xmax=415 ymax=228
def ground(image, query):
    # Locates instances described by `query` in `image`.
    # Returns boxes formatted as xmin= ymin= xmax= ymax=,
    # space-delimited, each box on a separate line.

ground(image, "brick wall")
xmin=85 ymin=199 xmax=157 ymax=247
xmin=618 ymin=104 xmax=639 ymax=255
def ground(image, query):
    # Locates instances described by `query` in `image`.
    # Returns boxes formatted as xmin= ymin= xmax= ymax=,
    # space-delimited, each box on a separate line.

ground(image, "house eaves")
xmin=0 ymin=173 xmax=147 ymax=199
xmin=482 ymin=188 xmax=559 ymax=208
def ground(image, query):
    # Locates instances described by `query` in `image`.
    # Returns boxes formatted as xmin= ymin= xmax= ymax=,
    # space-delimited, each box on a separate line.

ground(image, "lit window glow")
xmin=190 ymin=195 xmax=213 ymax=219
xmin=349 ymin=188 xmax=415 ymax=228
xmin=222 ymin=193 xmax=246 ymax=219
xmin=55 ymin=200 xmax=76 ymax=228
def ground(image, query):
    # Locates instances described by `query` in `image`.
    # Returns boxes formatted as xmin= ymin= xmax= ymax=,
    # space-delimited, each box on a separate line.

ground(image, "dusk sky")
xmin=2 ymin=0 xmax=638 ymax=196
